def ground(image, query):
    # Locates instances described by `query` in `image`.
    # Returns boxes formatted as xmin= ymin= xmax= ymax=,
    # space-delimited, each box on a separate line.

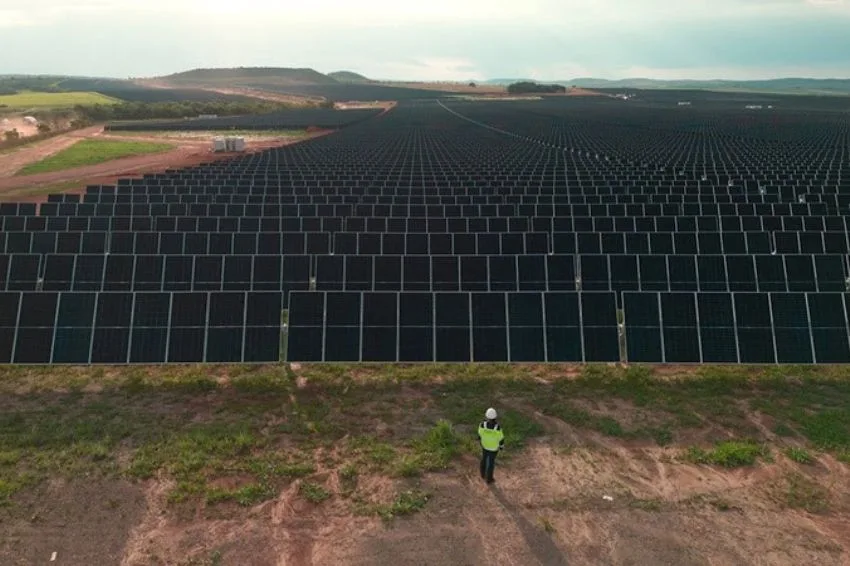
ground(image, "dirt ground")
xmin=1 ymin=117 xmax=40 ymax=139
xmin=2 ymin=368 xmax=848 ymax=566
xmin=0 ymin=128 xmax=331 ymax=201
xmin=111 ymin=435 xmax=849 ymax=566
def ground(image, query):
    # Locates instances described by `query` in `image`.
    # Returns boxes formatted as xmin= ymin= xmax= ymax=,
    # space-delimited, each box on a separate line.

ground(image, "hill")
xmin=162 ymin=67 xmax=338 ymax=86
xmin=328 ymin=71 xmax=372 ymax=83
xmin=486 ymin=77 xmax=850 ymax=95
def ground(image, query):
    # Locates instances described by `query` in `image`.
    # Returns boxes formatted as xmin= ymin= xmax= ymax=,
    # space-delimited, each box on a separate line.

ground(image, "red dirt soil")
xmin=0 ymin=129 xmax=333 ymax=202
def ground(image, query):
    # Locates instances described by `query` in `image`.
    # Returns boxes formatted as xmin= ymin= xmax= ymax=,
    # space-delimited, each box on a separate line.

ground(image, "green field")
xmin=0 ymin=90 xmax=119 ymax=109
xmin=16 ymin=139 xmax=174 ymax=175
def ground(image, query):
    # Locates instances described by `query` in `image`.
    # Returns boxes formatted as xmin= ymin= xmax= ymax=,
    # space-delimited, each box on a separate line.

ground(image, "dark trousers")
xmin=480 ymin=449 xmax=498 ymax=482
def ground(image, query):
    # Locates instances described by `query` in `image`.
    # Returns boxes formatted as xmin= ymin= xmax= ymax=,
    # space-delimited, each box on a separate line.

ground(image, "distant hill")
xmin=328 ymin=71 xmax=372 ymax=83
xmin=486 ymin=77 xmax=850 ymax=95
xmin=162 ymin=67 xmax=338 ymax=86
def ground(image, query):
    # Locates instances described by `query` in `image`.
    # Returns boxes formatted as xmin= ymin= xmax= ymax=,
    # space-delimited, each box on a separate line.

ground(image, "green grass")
xmin=299 ymin=481 xmax=331 ymax=503
xmin=362 ymin=489 xmax=430 ymax=521
xmin=785 ymin=447 xmax=815 ymax=465
xmin=685 ymin=441 xmax=769 ymax=468
xmin=17 ymin=138 xmax=173 ymax=175
xmin=0 ymin=91 xmax=119 ymax=109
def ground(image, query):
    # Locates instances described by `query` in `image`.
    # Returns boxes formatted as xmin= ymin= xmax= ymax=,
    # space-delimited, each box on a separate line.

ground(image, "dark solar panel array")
xmin=105 ymin=108 xmax=381 ymax=132
xmin=2 ymin=95 xmax=849 ymax=363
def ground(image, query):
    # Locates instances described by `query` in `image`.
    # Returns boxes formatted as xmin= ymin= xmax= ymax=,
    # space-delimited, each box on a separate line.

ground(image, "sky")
xmin=2 ymin=0 xmax=850 ymax=80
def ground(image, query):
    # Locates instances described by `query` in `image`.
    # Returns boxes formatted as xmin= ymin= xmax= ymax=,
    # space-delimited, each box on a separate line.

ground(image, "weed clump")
xmin=299 ymin=481 xmax=331 ymax=503
xmin=784 ymin=447 xmax=814 ymax=465
xmin=685 ymin=441 xmax=768 ymax=468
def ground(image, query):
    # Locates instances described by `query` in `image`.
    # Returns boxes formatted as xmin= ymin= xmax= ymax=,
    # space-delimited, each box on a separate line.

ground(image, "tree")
xmin=4 ymin=129 xmax=20 ymax=141
xmin=507 ymin=81 xmax=566 ymax=95
xmin=37 ymin=123 xmax=51 ymax=134
xmin=468 ymin=82 xmax=477 ymax=88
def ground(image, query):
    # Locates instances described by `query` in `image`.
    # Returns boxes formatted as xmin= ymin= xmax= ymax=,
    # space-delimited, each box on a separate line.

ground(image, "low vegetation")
xmin=684 ymin=441 xmax=769 ymax=468
xmin=16 ymin=138 xmax=173 ymax=175
xmin=507 ymin=81 xmax=567 ymax=95
xmin=0 ymin=90 xmax=119 ymax=109
xmin=0 ymin=363 xmax=848 ymax=523
xmin=77 ymin=100 xmax=304 ymax=122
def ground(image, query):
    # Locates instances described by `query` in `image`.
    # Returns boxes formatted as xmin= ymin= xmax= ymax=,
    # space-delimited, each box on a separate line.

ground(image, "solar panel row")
xmin=5 ymin=231 xmax=850 ymax=255
xmin=11 ymin=213 xmax=850 ymax=233
xmin=624 ymin=291 xmax=850 ymax=364
xmin=32 ymin=202 xmax=840 ymax=217
xmin=286 ymin=291 xmax=618 ymax=362
xmin=0 ymin=291 xmax=281 ymax=364
xmin=1 ymin=253 xmax=845 ymax=294
xmin=54 ymin=192 xmax=848 ymax=205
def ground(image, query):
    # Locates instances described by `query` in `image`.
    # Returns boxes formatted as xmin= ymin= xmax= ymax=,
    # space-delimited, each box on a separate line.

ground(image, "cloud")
xmin=372 ymin=58 xmax=486 ymax=81
xmin=1 ymin=0 xmax=848 ymax=78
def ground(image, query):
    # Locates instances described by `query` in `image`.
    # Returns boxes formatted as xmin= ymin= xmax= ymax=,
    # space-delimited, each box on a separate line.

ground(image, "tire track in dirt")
xmin=0 ymin=126 xmax=103 ymax=177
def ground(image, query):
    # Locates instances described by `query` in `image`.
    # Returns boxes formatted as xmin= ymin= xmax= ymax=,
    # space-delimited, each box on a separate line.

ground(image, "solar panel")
xmin=660 ymin=293 xmax=700 ymax=362
xmin=696 ymin=293 xmax=738 ymax=363
xmin=624 ymin=292 xmax=662 ymax=362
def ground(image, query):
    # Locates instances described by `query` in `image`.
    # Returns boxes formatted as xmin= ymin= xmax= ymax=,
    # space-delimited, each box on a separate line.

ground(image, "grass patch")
xmin=800 ymin=410 xmax=850 ymax=451
xmin=542 ymin=402 xmax=625 ymax=437
xmin=206 ymin=482 xmax=275 ymax=506
xmin=785 ymin=447 xmax=815 ymax=465
xmin=780 ymin=474 xmax=828 ymax=513
xmin=406 ymin=420 xmax=466 ymax=472
xmin=685 ymin=441 xmax=768 ymax=468
xmin=773 ymin=423 xmax=796 ymax=437
xmin=364 ymin=489 xmax=430 ymax=521
xmin=538 ymin=516 xmax=556 ymax=533
xmin=629 ymin=497 xmax=665 ymax=512
xmin=0 ymin=90 xmax=119 ymax=109
xmin=17 ymin=138 xmax=173 ymax=175
xmin=338 ymin=463 xmax=358 ymax=494
xmin=299 ymin=481 xmax=331 ymax=504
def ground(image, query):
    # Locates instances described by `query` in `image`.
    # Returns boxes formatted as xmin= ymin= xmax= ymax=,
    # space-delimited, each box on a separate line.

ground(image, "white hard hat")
xmin=485 ymin=408 xmax=497 ymax=420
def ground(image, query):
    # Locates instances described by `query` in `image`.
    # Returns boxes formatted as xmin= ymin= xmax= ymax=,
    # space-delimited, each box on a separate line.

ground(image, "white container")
xmin=224 ymin=137 xmax=245 ymax=152
xmin=212 ymin=138 xmax=226 ymax=152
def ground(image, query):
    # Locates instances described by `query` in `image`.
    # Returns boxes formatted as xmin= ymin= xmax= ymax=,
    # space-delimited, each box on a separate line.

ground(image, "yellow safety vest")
xmin=478 ymin=421 xmax=504 ymax=451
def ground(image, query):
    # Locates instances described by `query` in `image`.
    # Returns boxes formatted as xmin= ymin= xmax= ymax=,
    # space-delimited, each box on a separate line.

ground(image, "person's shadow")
xmin=490 ymin=484 xmax=569 ymax=566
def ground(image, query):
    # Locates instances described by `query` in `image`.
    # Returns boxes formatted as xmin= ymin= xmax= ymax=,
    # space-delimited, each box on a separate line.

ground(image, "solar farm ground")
xmin=0 ymin=364 xmax=849 ymax=565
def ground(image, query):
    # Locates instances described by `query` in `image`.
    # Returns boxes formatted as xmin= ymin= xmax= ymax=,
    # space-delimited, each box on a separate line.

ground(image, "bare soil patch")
xmin=1 ymin=117 xmax=40 ymax=139
xmin=0 ymin=479 xmax=146 ymax=566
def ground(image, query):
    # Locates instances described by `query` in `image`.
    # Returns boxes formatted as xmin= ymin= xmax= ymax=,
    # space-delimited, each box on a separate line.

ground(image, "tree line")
xmin=73 ymin=100 xmax=320 ymax=123
xmin=506 ymin=82 xmax=567 ymax=94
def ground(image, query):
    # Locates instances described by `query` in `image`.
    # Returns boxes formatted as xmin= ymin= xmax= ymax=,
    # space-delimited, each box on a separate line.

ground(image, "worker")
xmin=478 ymin=407 xmax=505 ymax=484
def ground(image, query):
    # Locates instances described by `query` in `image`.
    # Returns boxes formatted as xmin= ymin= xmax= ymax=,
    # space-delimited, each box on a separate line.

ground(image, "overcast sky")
xmin=2 ymin=0 xmax=849 ymax=80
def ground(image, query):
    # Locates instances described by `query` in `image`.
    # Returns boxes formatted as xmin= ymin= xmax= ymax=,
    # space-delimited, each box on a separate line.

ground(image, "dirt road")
xmin=0 ymin=126 xmax=103 ymax=177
